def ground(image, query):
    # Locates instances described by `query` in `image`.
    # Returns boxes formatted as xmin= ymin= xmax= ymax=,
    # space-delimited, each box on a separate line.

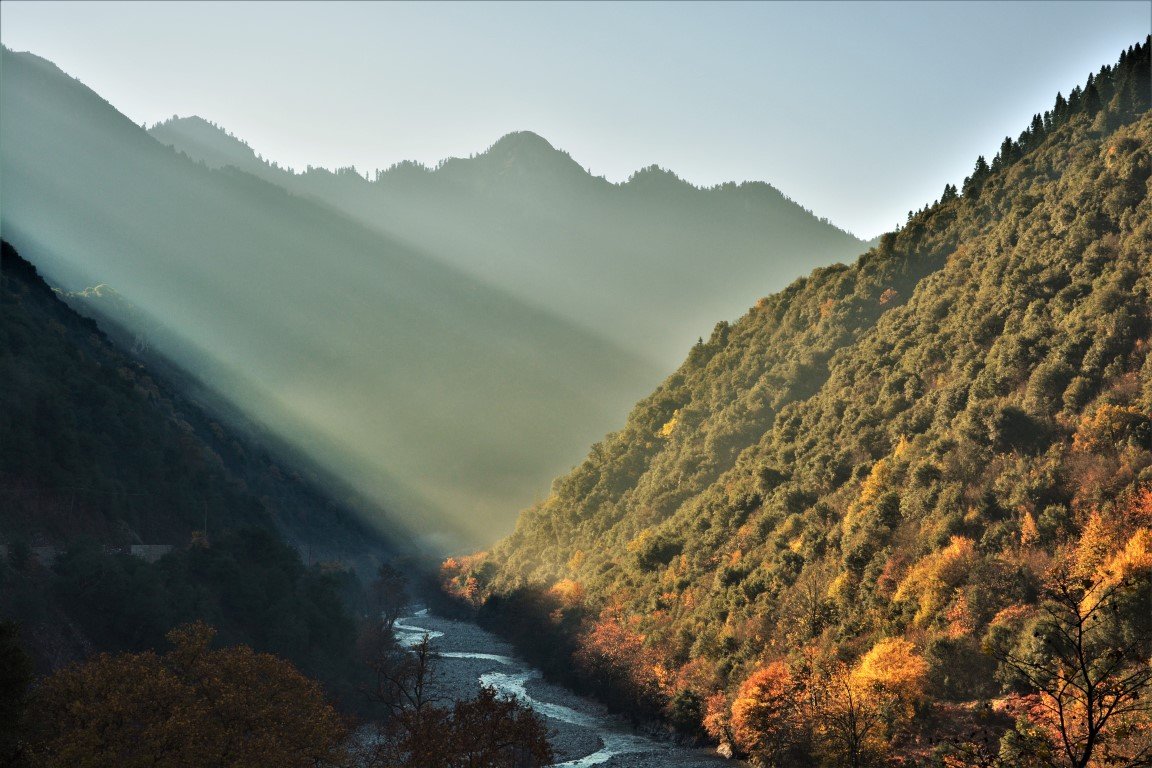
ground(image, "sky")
xmin=1 ymin=1 xmax=1148 ymax=239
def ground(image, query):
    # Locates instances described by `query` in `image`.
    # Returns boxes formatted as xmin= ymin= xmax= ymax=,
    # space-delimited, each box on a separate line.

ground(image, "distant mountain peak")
xmin=148 ymin=115 xmax=262 ymax=172
xmin=150 ymin=114 xmax=245 ymax=143
xmin=156 ymin=114 xmax=215 ymax=129
xmin=625 ymin=164 xmax=692 ymax=189
xmin=443 ymin=129 xmax=589 ymax=185
xmin=478 ymin=130 xmax=586 ymax=173
xmin=485 ymin=130 xmax=559 ymax=156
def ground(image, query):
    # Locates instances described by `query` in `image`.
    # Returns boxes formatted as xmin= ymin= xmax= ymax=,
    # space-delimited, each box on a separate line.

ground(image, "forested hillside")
xmin=453 ymin=39 xmax=1152 ymax=766
xmin=1 ymin=241 xmax=386 ymax=558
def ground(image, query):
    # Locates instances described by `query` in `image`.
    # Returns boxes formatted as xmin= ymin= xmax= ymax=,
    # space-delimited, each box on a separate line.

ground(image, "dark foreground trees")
xmin=11 ymin=590 xmax=554 ymax=768
xmin=22 ymin=622 xmax=349 ymax=768
xmin=0 ymin=622 xmax=33 ymax=766
xmin=360 ymin=634 xmax=554 ymax=768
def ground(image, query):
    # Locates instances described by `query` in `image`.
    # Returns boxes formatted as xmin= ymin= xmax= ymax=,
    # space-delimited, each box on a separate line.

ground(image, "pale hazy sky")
xmin=2 ymin=1 xmax=1148 ymax=238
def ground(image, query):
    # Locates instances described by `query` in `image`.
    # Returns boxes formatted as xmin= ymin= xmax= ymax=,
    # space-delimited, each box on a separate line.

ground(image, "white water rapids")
xmin=391 ymin=610 xmax=663 ymax=767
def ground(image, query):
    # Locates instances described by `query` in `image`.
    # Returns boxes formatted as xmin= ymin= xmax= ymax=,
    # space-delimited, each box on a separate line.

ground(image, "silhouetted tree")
xmin=963 ymin=156 xmax=990 ymax=199
xmin=991 ymin=570 xmax=1152 ymax=768
xmin=370 ymin=562 xmax=409 ymax=631
xmin=0 ymin=622 xmax=33 ymax=767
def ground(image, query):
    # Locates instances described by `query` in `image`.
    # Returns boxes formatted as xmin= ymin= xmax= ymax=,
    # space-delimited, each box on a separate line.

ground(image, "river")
xmin=392 ymin=610 xmax=735 ymax=767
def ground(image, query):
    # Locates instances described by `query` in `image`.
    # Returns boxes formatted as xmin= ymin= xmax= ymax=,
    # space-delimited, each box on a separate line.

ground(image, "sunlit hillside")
xmin=453 ymin=37 xmax=1152 ymax=767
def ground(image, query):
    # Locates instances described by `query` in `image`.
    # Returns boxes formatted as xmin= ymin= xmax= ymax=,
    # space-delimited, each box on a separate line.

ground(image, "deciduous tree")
xmin=729 ymin=660 xmax=806 ymax=765
xmin=24 ymin=622 xmax=349 ymax=768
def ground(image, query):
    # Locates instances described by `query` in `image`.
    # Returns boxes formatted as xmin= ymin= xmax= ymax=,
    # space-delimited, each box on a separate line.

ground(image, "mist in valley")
xmin=1 ymin=48 xmax=865 ymax=548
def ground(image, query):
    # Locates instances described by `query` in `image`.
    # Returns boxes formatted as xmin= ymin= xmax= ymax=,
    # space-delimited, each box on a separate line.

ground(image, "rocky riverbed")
xmin=393 ymin=610 xmax=737 ymax=767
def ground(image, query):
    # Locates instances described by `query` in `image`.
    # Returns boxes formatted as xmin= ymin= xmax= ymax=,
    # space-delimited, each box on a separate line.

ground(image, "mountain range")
xmin=1 ymin=27 xmax=1150 ymax=768
xmin=147 ymin=116 xmax=869 ymax=364
xmin=1 ymin=47 xmax=867 ymax=546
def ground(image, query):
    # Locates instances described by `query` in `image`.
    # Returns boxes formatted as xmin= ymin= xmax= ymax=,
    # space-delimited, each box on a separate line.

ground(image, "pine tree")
xmin=1068 ymin=85 xmax=1084 ymax=113
xmin=1084 ymin=81 xmax=1103 ymax=115
xmin=962 ymin=156 xmax=990 ymax=199
xmin=1030 ymin=113 xmax=1045 ymax=139
xmin=1001 ymin=137 xmax=1019 ymax=167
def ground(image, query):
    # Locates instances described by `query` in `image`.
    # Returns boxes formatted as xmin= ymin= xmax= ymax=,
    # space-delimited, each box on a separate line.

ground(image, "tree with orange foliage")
xmin=851 ymin=637 xmax=929 ymax=721
xmin=573 ymin=605 xmax=665 ymax=717
xmin=24 ymin=622 xmax=349 ymax=768
xmin=729 ymin=661 xmax=807 ymax=766
xmin=440 ymin=552 xmax=489 ymax=608
xmin=702 ymin=690 xmax=736 ymax=755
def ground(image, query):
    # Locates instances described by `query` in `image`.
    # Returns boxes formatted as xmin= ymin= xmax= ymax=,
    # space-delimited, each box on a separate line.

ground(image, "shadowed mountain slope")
xmin=0 ymin=239 xmax=389 ymax=562
xmin=0 ymin=47 xmax=660 ymax=547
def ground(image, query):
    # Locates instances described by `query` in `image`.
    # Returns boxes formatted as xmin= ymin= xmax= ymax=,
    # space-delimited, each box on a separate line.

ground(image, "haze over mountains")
xmin=0 ymin=47 xmax=866 ymax=547
xmin=149 ymin=116 xmax=868 ymax=364
xmin=1 ymin=240 xmax=385 ymax=564
xmin=1 ymin=12 xmax=1150 ymax=766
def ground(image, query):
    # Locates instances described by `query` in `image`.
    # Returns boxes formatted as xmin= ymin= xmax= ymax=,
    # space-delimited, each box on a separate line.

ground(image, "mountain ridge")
xmin=149 ymin=116 xmax=859 ymax=239
xmin=148 ymin=113 xmax=869 ymax=365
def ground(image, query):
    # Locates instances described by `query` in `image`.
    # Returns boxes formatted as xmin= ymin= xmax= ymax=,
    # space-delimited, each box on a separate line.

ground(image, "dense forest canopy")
xmin=449 ymin=38 xmax=1152 ymax=767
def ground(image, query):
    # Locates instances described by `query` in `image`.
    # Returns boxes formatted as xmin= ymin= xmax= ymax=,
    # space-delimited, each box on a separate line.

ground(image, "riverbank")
xmin=394 ymin=610 xmax=737 ymax=768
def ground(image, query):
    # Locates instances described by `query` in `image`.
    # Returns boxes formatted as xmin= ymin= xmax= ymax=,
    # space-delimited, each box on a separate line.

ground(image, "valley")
xmin=0 ymin=7 xmax=1149 ymax=768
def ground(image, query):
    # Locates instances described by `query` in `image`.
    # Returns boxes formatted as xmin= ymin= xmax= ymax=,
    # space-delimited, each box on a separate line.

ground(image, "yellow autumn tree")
xmin=1072 ymin=404 xmax=1150 ymax=452
xmin=893 ymin=536 xmax=978 ymax=626
xmin=548 ymin=578 xmax=586 ymax=610
xmin=812 ymin=639 xmax=928 ymax=768
xmin=1072 ymin=510 xmax=1119 ymax=580
xmin=857 ymin=458 xmax=892 ymax=511
xmin=850 ymin=637 xmax=929 ymax=720
xmin=1020 ymin=511 xmax=1041 ymax=548
xmin=813 ymin=662 xmax=887 ymax=768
